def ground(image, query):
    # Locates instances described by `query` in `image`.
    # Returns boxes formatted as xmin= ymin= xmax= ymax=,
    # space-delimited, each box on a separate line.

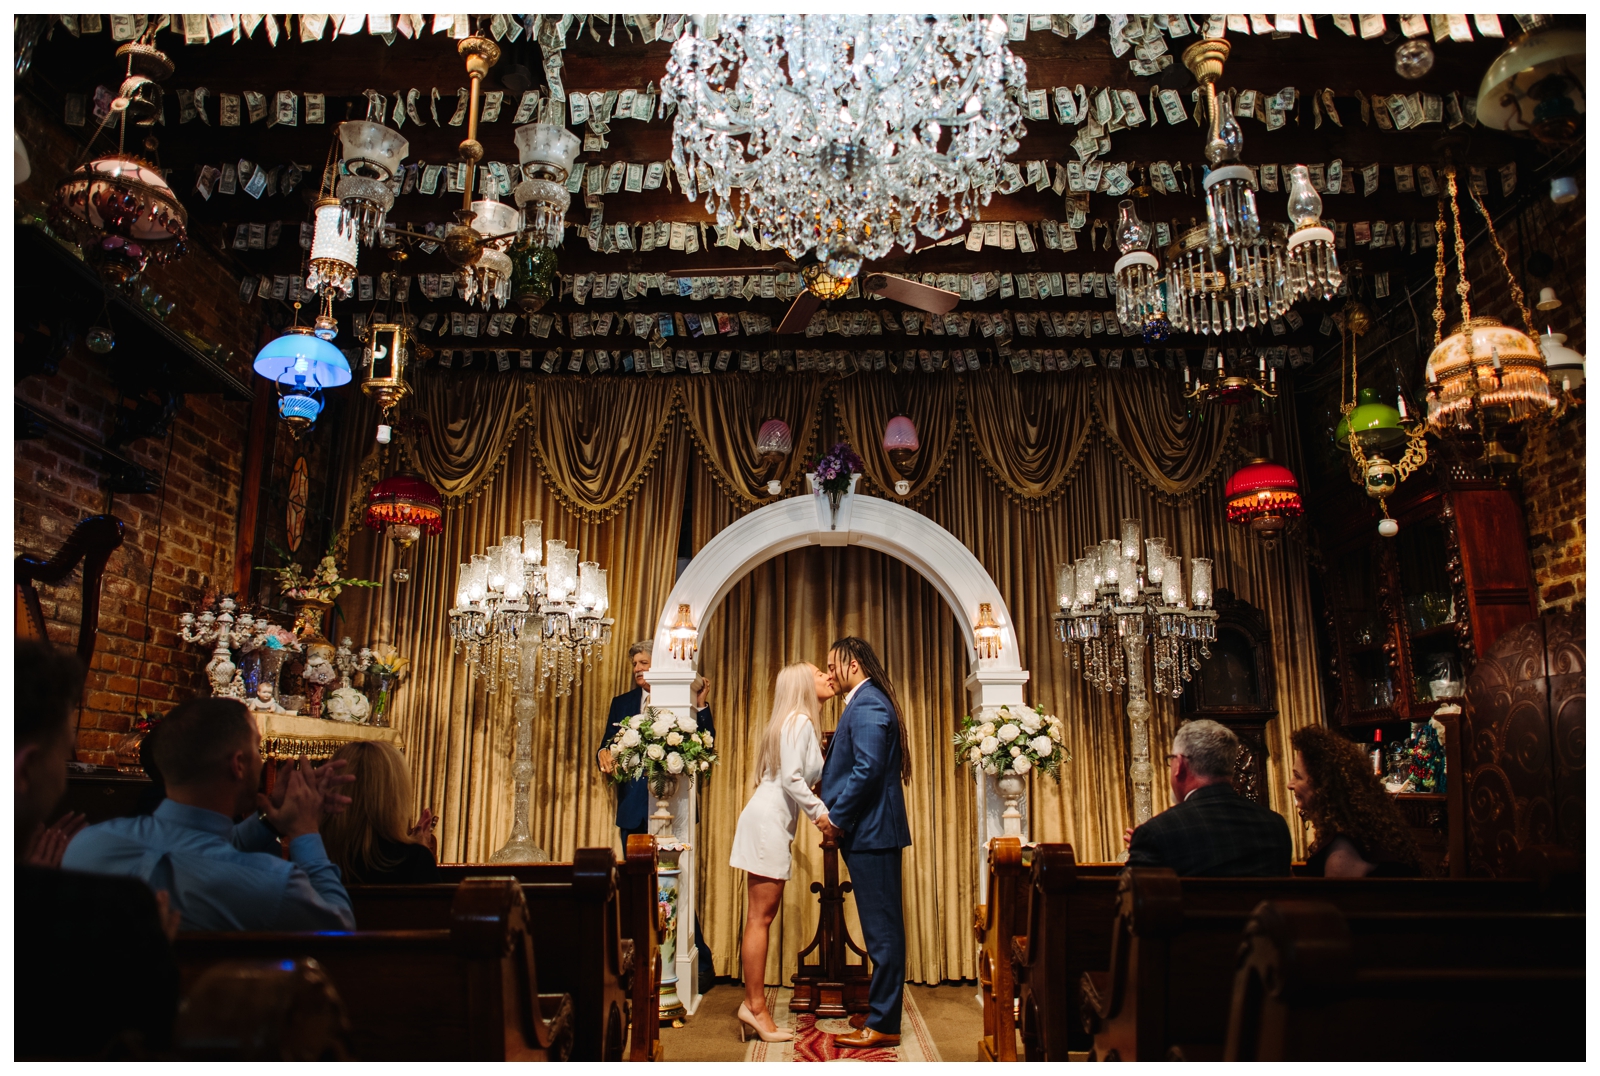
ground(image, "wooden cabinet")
xmin=1314 ymin=462 xmax=1538 ymax=732
xmin=1179 ymin=589 xmax=1277 ymax=805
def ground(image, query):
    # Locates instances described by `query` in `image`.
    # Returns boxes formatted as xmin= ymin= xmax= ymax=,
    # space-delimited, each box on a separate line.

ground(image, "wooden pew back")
xmin=175 ymin=878 xmax=572 ymax=1061
xmin=1226 ymin=900 xmax=1585 ymax=1060
xmin=1088 ymin=868 xmax=1583 ymax=1062
xmin=973 ymin=838 xmax=1023 ymax=1061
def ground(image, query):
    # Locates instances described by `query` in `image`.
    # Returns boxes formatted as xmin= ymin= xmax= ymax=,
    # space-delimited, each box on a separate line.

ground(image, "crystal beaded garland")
xmin=662 ymin=14 xmax=1030 ymax=264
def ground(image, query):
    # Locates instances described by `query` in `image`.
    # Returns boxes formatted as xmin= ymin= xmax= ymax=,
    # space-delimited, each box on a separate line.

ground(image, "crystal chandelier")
xmin=1054 ymin=521 xmax=1217 ymax=698
xmin=662 ymin=14 xmax=1029 ymax=264
xmin=1052 ymin=518 xmax=1217 ymax=825
xmin=1284 ymin=165 xmax=1342 ymax=302
xmin=448 ymin=520 xmax=613 ymax=696
xmin=1112 ymin=199 xmax=1168 ymax=342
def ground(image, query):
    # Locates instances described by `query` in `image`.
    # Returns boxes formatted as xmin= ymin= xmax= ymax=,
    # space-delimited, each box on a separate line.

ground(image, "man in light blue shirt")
xmin=65 ymin=696 xmax=355 ymax=932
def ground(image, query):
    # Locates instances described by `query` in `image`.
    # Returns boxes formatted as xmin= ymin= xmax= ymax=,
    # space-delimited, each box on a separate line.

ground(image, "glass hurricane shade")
xmin=1115 ymin=199 xmax=1153 ymax=253
xmin=1476 ymin=27 xmax=1586 ymax=139
xmin=883 ymin=414 xmax=920 ymax=472
xmin=514 ymin=122 xmax=582 ymax=181
xmin=1225 ymin=458 xmax=1304 ymax=535
xmin=1334 ymin=388 xmax=1407 ymax=454
xmin=1424 ymin=317 xmax=1556 ymax=430
xmin=254 ymin=326 xmax=352 ymax=388
xmin=521 ymin=520 xmax=543 ymax=563
xmin=363 ymin=472 xmax=444 ymax=542
xmin=1285 ymin=165 xmax=1340 ymax=301
xmin=308 ymin=199 xmax=359 ymax=298
xmin=470 ymin=199 xmax=520 ymax=246
xmin=1541 ymin=330 xmax=1585 ymax=391
xmin=1189 ymin=558 xmax=1214 ymax=609
xmin=337 ymin=121 xmax=409 ymax=180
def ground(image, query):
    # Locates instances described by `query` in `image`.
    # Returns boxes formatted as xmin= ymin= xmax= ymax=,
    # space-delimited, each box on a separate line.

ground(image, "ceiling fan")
xmin=665 ymin=252 xmax=959 ymax=334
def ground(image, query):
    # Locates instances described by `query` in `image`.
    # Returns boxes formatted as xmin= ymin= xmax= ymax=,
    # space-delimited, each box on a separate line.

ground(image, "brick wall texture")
xmin=1455 ymin=173 xmax=1586 ymax=614
xmin=15 ymin=93 xmax=267 ymax=763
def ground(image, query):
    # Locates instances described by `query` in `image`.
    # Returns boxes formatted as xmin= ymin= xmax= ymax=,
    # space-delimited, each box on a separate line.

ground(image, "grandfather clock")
xmin=1178 ymin=589 xmax=1278 ymax=803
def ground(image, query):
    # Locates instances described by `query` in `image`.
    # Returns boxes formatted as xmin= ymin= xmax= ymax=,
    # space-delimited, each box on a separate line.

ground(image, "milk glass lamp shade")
xmin=1476 ymin=26 xmax=1585 ymax=141
xmin=883 ymin=414 xmax=920 ymax=473
xmin=471 ymin=199 xmax=521 ymax=245
xmin=1540 ymin=330 xmax=1585 ymax=391
xmin=338 ymin=121 xmax=409 ymax=179
xmin=1424 ymin=317 xmax=1555 ymax=431
xmin=254 ymin=326 xmax=352 ymax=387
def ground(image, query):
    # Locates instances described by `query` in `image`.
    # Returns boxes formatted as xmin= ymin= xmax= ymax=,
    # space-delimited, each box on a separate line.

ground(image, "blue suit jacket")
xmin=602 ymin=686 xmax=714 ymax=832
xmin=819 ymin=680 xmax=912 ymax=851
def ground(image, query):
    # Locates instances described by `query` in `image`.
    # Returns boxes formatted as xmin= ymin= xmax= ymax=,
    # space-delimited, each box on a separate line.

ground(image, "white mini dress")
xmin=728 ymin=712 xmax=829 ymax=881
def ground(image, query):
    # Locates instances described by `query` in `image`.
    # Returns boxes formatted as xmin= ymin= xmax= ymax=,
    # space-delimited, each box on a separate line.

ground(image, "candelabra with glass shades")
xmin=447 ymin=520 xmax=614 ymax=863
xmin=1053 ymin=518 xmax=1218 ymax=825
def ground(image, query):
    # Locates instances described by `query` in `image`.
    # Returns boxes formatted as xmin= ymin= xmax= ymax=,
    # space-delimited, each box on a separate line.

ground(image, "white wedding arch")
xmin=644 ymin=479 xmax=1034 ymax=1015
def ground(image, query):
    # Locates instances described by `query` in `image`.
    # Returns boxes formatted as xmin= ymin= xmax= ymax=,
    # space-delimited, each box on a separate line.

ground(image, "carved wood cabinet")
xmin=1179 ymin=589 xmax=1277 ymax=805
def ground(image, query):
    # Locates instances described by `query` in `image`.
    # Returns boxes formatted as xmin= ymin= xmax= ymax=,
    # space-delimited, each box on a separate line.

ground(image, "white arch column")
xmin=646 ymin=480 xmax=1032 ymax=1016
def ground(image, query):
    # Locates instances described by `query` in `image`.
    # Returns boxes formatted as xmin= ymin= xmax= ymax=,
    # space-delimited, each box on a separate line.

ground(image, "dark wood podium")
xmin=789 ymin=731 xmax=873 ymax=1016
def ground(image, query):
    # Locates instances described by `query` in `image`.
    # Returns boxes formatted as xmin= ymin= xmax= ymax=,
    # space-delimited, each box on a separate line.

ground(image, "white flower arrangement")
xmin=604 ymin=705 xmax=719 ymax=795
xmin=954 ymin=705 xmax=1068 ymax=778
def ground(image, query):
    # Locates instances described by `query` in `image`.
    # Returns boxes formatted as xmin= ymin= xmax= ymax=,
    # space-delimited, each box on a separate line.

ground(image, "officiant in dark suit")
xmin=597 ymin=639 xmax=716 ymax=982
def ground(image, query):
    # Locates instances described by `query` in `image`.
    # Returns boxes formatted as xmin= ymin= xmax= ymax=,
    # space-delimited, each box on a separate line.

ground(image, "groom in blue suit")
xmin=820 ymin=637 xmax=912 ymax=1049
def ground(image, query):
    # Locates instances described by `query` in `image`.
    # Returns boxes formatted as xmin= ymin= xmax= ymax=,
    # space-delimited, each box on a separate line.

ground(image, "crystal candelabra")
xmin=447 ymin=520 xmax=614 ymax=696
xmin=662 ymin=14 xmax=1029 ymax=266
xmin=178 ymin=597 xmax=258 ymax=697
xmin=1052 ymin=519 xmax=1218 ymax=825
xmin=447 ymin=520 xmax=614 ymax=863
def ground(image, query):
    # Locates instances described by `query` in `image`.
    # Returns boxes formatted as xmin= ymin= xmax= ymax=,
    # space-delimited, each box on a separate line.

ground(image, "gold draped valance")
xmin=385 ymin=368 xmax=1241 ymax=517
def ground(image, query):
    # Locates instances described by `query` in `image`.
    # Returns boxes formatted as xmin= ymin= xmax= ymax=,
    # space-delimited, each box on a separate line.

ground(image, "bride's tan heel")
xmin=737 ymin=1002 xmax=793 ymax=1043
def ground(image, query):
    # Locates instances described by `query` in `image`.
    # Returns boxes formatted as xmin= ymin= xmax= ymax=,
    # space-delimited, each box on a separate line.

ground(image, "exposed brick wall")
xmin=1455 ymin=177 xmax=1587 ymax=615
xmin=15 ymin=94 xmax=266 ymax=763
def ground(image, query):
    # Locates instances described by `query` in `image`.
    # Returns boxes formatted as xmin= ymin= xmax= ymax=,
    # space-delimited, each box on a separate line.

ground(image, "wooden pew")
xmin=175 ymin=878 xmax=573 ymax=1061
xmin=1009 ymin=845 xmax=1125 ymax=1062
xmin=174 ymin=957 xmax=352 ymax=1061
xmin=1083 ymin=868 xmax=1584 ymax=1062
xmin=1225 ymin=900 xmax=1586 ymax=1060
xmin=354 ymin=841 xmax=660 ymax=1062
xmin=973 ymin=837 xmax=1023 ymax=1061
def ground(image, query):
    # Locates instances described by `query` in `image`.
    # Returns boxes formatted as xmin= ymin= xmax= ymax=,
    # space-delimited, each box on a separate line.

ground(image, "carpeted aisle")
xmin=659 ymin=982 xmax=985 ymax=1063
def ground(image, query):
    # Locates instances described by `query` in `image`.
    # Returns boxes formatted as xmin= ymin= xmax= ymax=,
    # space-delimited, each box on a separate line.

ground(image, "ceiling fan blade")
xmin=863 ymin=274 xmax=960 ymax=315
xmin=664 ymin=260 xmax=798 ymax=279
xmin=776 ymin=289 xmax=823 ymax=334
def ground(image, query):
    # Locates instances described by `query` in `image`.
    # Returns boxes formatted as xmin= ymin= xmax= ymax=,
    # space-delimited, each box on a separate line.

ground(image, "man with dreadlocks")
xmin=819 ymin=636 xmax=912 ymax=1049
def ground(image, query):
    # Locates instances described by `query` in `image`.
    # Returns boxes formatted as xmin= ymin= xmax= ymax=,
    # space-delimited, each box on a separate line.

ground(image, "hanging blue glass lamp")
xmin=253 ymin=302 xmax=352 ymax=438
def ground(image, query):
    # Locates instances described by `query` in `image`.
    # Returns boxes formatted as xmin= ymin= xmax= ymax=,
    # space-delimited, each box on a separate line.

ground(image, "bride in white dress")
xmin=729 ymin=661 xmax=836 ymax=1043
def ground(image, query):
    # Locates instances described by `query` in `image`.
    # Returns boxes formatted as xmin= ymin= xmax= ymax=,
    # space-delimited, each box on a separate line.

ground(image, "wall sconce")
xmin=974 ymin=603 xmax=1003 ymax=660
xmin=667 ymin=603 xmax=698 ymax=661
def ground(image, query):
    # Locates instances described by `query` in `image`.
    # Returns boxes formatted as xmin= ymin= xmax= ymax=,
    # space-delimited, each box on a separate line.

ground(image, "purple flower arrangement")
xmin=813 ymin=442 xmax=863 ymax=494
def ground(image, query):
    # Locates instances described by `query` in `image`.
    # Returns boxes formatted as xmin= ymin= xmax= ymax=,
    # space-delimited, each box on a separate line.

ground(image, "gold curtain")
xmin=831 ymin=373 xmax=962 ymax=503
xmin=328 ymin=370 xmax=1321 ymax=984
xmin=401 ymin=374 xmax=533 ymax=502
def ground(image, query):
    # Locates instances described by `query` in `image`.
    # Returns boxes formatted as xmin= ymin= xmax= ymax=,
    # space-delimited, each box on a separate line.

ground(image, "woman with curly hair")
xmin=1288 ymin=726 xmax=1423 ymax=878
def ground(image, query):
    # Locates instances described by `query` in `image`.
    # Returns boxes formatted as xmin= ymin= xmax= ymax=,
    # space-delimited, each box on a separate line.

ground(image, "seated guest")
xmin=64 ymin=697 xmax=356 ymax=932
xmin=1289 ymin=725 xmax=1424 ymax=878
xmin=15 ymin=640 xmax=179 ymax=1059
xmin=1126 ymin=719 xmax=1292 ymax=876
xmin=320 ymin=740 xmax=440 ymax=884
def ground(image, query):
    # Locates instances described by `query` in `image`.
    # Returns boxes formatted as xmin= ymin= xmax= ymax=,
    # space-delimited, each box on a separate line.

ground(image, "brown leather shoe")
xmin=848 ymin=1013 xmax=868 ymax=1030
xmin=833 ymin=1027 xmax=901 ymax=1049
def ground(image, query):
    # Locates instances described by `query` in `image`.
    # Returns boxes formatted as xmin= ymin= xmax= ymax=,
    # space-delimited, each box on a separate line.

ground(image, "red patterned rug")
xmin=744 ymin=987 xmax=940 ymax=1063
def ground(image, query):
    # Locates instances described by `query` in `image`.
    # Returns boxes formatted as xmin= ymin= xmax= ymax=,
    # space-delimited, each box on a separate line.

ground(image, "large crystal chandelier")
xmin=1053 ymin=518 xmax=1217 ymax=825
xmin=448 ymin=520 xmax=613 ymax=696
xmin=663 ymin=14 xmax=1029 ymax=265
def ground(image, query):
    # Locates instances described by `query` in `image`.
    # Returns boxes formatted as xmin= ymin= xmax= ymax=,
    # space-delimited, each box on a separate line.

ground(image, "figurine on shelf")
xmin=221 ymin=670 xmax=248 ymax=700
xmin=334 ymin=636 xmax=374 ymax=689
xmin=1401 ymin=717 xmax=1447 ymax=794
xmin=301 ymin=639 xmax=340 ymax=718
xmin=245 ymin=681 xmax=293 ymax=714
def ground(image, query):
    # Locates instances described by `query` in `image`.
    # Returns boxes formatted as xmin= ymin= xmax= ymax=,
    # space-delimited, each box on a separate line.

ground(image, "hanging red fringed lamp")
xmin=1224 ymin=458 xmax=1303 ymax=546
xmin=363 ymin=472 xmax=443 ymax=582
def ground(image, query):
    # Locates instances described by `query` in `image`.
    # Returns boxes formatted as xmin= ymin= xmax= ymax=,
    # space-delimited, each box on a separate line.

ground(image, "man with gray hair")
xmin=1125 ymin=719 xmax=1291 ymax=876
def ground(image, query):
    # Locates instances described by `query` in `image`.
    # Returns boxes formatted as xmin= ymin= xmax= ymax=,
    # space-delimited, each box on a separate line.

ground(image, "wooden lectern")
xmin=789 ymin=731 xmax=873 ymax=1017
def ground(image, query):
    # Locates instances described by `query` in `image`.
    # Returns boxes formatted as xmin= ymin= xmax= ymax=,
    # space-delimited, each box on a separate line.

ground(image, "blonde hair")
xmin=320 ymin=740 xmax=421 ymax=882
xmin=760 ymin=663 xmax=822 ymax=781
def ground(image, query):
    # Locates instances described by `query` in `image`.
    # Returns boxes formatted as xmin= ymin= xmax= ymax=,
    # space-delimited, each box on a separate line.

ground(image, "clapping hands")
xmin=259 ymin=754 xmax=352 ymax=841
xmin=409 ymin=808 xmax=440 ymax=857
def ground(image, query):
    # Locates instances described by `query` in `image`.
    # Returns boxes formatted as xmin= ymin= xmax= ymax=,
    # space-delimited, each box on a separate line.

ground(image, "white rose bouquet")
xmin=604 ymin=705 xmax=719 ymax=795
xmin=953 ymin=705 xmax=1068 ymax=779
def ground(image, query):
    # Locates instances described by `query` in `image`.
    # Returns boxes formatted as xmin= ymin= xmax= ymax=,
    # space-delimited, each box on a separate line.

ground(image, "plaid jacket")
xmin=1126 ymin=783 xmax=1292 ymax=877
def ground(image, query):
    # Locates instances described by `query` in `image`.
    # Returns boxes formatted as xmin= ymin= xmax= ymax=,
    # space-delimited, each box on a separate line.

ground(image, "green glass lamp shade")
xmin=511 ymin=240 xmax=560 ymax=313
xmin=1333 ymin=388 xmax=1406 ymax=453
